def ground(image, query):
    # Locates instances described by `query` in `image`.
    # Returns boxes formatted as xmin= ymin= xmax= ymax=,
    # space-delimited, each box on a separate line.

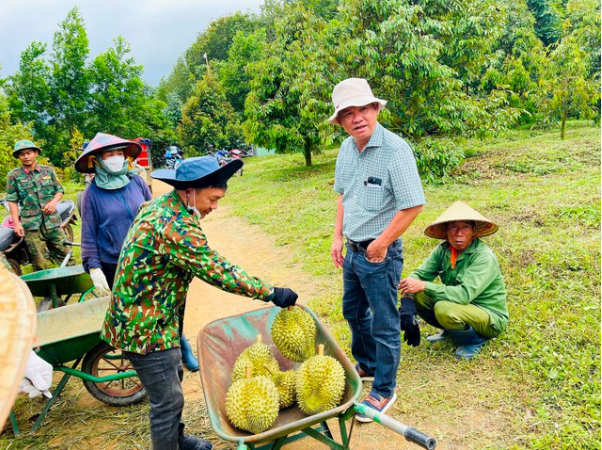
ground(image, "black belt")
xmin=346 ymin=239 xmax=374 ymax=254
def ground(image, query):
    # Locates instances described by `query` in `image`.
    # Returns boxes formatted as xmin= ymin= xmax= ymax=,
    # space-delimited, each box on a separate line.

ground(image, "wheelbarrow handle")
xmin=353 ymin=401 xmax=436 ymax=450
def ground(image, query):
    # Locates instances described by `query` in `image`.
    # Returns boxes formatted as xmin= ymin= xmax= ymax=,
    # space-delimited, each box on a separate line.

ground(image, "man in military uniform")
xmin=5 ymin=140 xmax=73 ymax=271
xmin=101 ymin=156 xmax=298 ymax=450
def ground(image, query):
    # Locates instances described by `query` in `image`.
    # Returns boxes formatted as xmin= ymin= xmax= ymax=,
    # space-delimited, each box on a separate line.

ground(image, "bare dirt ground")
xmin=152 ymin=181 xmax=430 ymax=450
xmin=3 ymin=181 xmax=439 ymax=450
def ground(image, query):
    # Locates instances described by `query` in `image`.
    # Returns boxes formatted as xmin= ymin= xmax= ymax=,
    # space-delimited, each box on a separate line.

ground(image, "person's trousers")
xmin=124 ymin=348 xmax=186 ymax=450
xmin=100 ymin=261 xmax=118 ymax=289
xmin=25 ymin=224 xmax=74 ymax=270
xmin=415 ymin=292 xmax=499 ymax=339
xmin=342 ymin=240 xmax=403 ymax=398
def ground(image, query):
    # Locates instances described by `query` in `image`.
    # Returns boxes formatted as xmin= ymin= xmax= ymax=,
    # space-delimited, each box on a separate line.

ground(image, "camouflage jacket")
xmin=5 ymin=165 xmax=64 ymax=231
xmin=101 ymin=190 xmax=274 ymax=354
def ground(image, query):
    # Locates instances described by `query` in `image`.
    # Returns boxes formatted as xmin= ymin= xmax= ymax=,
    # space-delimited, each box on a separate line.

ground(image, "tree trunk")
xmin=560 ymin=112 xmax=567 ymax=140
xmin=303 ymin=142 xmax=312 ymax=167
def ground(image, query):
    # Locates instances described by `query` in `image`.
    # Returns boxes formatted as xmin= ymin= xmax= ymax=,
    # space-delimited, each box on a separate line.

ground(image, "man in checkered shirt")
xmin=329 ymin=78 xmax=425 ymax=422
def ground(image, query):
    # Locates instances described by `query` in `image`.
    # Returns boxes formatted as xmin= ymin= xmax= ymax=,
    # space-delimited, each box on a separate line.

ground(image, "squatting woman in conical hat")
xmin=398 ymin=201 xmax=509 ymax=359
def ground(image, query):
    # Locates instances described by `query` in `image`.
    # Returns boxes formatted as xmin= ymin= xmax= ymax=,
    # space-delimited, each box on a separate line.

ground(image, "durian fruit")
xmin=296 ymin=344 xmax=346 ymax=415
xmin=231 ymin=334 xmax=280 ymax=383
xmin=271 ymin=370 xmax=297 ymax=409
xmin=226 ymin=367 xmax=280 ymax=434
xmin=271 ymin=306 xmax=316 ymax=362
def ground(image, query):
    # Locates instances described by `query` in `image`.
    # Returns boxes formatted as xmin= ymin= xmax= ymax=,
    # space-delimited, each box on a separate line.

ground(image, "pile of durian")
xmin=225 ymin=306 xmax=347 ymax=434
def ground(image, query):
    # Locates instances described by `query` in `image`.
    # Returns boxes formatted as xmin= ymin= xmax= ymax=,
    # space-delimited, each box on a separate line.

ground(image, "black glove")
xmin=399 ymin=297 xmax=421 ymax=347
xmin=270 ymin=287 xmax=298 ymax=308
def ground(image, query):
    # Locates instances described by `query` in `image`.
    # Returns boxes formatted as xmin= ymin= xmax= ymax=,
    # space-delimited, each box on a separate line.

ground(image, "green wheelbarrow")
xmin=20 ymin=264 xmax=96 ymax=312
xmin=9 ymin=297 xmax=147 ymax=435
xmin=197 ymin=305 xmax=436 ymax=450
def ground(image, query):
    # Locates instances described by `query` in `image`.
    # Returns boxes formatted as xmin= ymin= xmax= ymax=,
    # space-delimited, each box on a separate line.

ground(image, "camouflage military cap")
xmin=13 ymin=140 xmax=42 ymax=158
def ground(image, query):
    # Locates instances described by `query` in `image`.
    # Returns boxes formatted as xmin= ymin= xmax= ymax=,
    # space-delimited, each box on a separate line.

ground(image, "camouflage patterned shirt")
xmin=5 ymin=165 xmax=64 ymax=231
xmin=101 ymin=190 xmax=274 ymax=354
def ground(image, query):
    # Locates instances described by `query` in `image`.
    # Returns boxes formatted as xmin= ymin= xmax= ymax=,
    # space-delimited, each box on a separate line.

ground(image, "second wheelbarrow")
xmin=9 ymin=297 xmax=147 ymax=435
xmin=197 ymin=304 xmax=436 ymax=450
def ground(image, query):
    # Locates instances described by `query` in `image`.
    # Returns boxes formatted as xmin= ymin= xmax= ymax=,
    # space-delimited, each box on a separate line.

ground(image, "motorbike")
xmin=216 ymin=150 xmax=243 ymax=177
xmin=0 ymin=199 xmax=78 ymax=275
xmin=165 ymin=154 xmax=183 ymax=170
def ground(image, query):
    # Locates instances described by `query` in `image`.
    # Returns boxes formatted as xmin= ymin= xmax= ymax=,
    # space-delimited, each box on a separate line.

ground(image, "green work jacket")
xmin=408 ymin=238 xmax=509 ymax=332
xmin=101 ymin=190 xmax=274 ymax=355
xmin=5 ymin=165 xmax=64 ymax=231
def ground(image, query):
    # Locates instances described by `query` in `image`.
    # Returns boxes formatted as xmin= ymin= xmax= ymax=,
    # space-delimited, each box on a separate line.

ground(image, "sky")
xmin=0 ymin=0 xmax=265 ymax=86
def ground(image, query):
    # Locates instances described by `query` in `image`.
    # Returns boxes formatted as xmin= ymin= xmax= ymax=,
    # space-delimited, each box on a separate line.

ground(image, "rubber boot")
xmin=180 ymin=333 xmax=199 ymax=372
xmin=425 ymin=329 xmax=449 ymax=343
xmin=179 ymin=434 xmax=213 ymax=450
xmin=447 ymin=325 xmax=487 ymax=359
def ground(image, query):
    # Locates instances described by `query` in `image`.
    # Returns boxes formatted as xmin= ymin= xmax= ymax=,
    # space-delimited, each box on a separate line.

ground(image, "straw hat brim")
xmin=0 ymin=266 xmax=36 ymax=429
xmin=424 ymin=201 xmax=498 ymax=239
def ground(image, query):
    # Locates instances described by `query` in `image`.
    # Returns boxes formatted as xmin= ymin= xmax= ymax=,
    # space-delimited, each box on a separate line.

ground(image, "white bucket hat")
xmin=328 ymin=78 xmax=387 ymax=124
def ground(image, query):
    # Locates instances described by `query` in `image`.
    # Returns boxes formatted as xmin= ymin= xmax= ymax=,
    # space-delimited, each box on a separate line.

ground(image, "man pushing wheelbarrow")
xmin=100 ymin=156 xmax=299 ymax=450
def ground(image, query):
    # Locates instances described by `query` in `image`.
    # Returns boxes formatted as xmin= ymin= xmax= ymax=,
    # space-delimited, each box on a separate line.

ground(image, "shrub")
xmin=412 ymin=138 xmax=465 ymax=184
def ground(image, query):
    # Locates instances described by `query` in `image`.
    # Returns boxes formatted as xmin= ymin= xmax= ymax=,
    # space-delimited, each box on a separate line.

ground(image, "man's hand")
xmin=330 ymin=237 xmax=345 ymax=269
xmin=365 ymin=240 xmax=388 ymax=263
xmin=270 ymin=287 xmax=298 ymax=308
xmin=42 ymin=200 xmax=57 ymax=215
xmin=14 ymin=223 xmax=25 ymax=238
xmin=398 ymin=278 xmax=427 ymax=294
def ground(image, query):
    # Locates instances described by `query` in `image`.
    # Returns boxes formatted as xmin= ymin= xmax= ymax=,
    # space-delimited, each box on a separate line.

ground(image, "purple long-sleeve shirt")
xmin=81 ymin=175 xmax=152 ymax=272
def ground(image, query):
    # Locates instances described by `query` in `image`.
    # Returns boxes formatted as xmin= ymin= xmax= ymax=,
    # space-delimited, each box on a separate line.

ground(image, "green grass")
xmin=1 ymin=123 xmax=599 ymax=449
xmin=217 ymin=122 xmax=601 ymax=449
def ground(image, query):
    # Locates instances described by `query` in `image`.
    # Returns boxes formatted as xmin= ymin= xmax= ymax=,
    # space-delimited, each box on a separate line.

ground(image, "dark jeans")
xmin=124 ymin=348 xmax=185 ymax=450
xmin=342 ymin=240 xmax=403 ymax=398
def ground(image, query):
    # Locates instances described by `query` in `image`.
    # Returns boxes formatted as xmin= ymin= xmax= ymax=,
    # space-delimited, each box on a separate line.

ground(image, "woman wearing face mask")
xmin=76 ymin=133 xmax=200 ymax=372
xmin=75 ymin=133 xmax=151 ymax=292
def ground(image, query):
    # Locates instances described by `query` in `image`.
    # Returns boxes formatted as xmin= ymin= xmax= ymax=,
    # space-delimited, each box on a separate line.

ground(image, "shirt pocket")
xmin=17 ymin=180 xmax=35 ymax=197
xmin=361 ymin=184 xmax=383 ymax=211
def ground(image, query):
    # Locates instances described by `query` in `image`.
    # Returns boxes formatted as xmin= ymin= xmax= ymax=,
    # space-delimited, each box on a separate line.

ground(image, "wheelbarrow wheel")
xmin=82 ymin=342 xmax=147 ymax=406
xmin=37 ymin=296 xmax=66 ymax=312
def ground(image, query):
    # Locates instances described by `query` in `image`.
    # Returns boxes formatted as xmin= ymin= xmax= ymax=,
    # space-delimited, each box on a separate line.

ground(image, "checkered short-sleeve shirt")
xmin=333 ymin=123 xmax=425 ymax=242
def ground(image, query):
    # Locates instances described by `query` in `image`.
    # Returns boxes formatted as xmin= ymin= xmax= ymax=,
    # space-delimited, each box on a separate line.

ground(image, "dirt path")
xmin=151 ymin=181 xmax=430 ymax=450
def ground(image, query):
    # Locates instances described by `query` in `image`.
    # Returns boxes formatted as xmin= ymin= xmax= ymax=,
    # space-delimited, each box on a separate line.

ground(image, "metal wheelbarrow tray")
xmin=197 ymin=305 xmax=436 ymax=450
xmin=21 ymin=265 xmax=94 ymax=310
xmin=20 ymin=265 xmax=92 ymax=299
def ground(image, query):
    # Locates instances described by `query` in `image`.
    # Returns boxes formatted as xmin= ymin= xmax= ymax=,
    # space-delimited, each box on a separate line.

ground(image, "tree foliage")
xmin=2 ymin=7 xmax=173 ymax=169
xmin=1 ymin=0 xmax=599 ymax=177
xmin=244 ymin=4 xmax=336 ymax=166
xmin=88 ymin=36 xmax=146 ymax=137
xmin=178 ymin=72 xmax=243 ymax=154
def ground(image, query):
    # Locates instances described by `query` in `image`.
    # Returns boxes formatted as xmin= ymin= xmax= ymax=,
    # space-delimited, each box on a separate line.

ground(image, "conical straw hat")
xmin=0 ymin=265 xmax=37 ymax=430
xmin=425 ymin=201 xmax=498 ymax=239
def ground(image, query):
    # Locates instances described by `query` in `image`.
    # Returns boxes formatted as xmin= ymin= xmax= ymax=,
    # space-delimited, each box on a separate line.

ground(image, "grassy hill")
xmin=220 ymin=122 xmax=601 ymax=449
